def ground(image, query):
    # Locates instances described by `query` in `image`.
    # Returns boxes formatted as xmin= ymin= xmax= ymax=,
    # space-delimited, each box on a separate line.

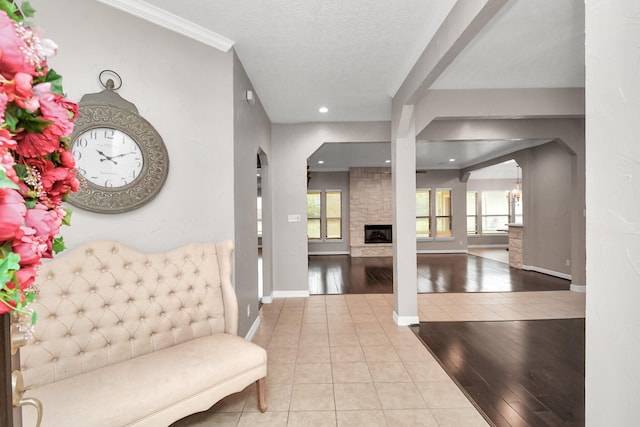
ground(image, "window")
xmin=416 ymin=189 xmax=431 ymax=238
xmin=481 ymin=191 xmax=509 ymax=234
xmin=325 ymin=191 xmax=342 ymax=239
xmin=435 ymin=189 xmax=452 ymax=238
xmin=307 ymin=191 xmax=321 ymax=239
xmin=257 ymin=196 xmax=263 ymax=237
xmin=307 ymin=190 xmax=342 ymax=241
xmin=466 ymin=192 xmax=478 ymax=234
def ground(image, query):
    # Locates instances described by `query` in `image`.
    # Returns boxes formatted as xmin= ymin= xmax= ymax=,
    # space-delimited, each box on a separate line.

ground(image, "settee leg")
xmin=256 ymin=378 xmax=267 ymax=412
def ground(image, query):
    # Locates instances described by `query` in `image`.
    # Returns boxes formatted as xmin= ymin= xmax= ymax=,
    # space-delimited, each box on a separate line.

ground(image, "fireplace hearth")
xmin=364 ymin=224 xmax=392 ymax=244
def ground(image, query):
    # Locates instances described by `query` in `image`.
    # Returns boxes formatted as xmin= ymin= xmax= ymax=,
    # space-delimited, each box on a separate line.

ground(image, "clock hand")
xmin=96 ymin=149 xmax=119 ymax=165
xmin=110 ymin=151 xmax=137 ymax=159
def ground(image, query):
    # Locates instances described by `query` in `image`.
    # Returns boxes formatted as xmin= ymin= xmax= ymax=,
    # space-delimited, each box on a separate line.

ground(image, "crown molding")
xmin=97 ymin=0 xmax=235 ymax=52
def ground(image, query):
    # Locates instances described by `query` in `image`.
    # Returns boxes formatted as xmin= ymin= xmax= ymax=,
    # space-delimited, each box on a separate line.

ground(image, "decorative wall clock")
xmin=67 ymin=70 xmax=169 ymax=213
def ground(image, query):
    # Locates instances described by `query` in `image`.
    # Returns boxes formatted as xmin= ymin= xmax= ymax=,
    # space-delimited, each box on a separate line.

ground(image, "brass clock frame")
xmin=67 ymin=74 xmax=169 ymax=214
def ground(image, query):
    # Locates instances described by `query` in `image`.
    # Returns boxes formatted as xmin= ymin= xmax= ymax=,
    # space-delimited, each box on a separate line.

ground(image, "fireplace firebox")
xmin=364 ymin=224 xmax=392 ymax=244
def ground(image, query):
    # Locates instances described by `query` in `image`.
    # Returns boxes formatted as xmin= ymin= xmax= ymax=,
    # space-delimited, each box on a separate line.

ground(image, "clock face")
xmin=72 ymin=127 xmax=144 ymax=188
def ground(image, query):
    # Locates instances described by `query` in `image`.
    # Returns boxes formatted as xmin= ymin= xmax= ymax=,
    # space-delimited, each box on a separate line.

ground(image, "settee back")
xmin=20 ymin=240 xmax=236 ymax=388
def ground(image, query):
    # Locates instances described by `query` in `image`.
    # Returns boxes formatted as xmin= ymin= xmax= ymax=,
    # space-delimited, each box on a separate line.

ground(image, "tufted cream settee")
xmin=19 ymin=240 xmax=267 ymax=427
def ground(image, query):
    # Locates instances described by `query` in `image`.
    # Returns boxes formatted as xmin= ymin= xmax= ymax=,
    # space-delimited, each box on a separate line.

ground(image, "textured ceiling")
xmin=121 ymin=0 xmax=457 ymax=122
xmin=102 ymin=0 xmax=584 ymax=169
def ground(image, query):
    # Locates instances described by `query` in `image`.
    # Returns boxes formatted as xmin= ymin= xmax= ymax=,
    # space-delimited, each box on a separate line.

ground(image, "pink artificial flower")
xmin=21 ymin=203 xmax=61 ymax=259
xmin=35 ymin=84 xmax=75 ymax=137
xmin=0 ymin=148 xmax=18 ymax=184
xmin=59 ymin=150 xmax=76 ymax=169
xmin=15 ymin=265 xmax=38 ymax=290
xmin=38 ymin=38 xmax=58 ymax=59
xmin=12 ymin=225 xmax=47 ymax=266
xmin=0 ymin=11 xmax=35 ymax=79
xmin=0 ymin=92 xmax=7 ymax=125
xmin=0 ymin=128 xmax=15 ymax=149
xmin=14 ymin=125 xmax=60 ymax=157
xmin=0 ymin=187 xmax=26 ymax=241
xmin=40 ymin=166 xmax=79 ymax=206
xmin=2 ymin=72 xmax=39 ymax=111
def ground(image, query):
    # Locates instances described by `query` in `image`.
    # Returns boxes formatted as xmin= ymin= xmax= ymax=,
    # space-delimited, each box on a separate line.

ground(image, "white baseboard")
xmin=260 ymin=295 xmax=273 ymax=304
xmin=522 ymin=264 xmax=572 ymax=281
xmin=417 ymin=249 xmax=467 ymax=254
xmin=308 ymin=251 xmax=350 ymax=256
xmin=271 ymin=290 xmax=310 ymax=299
xmin=468 ymin=244 xmax=508 ymax=249
xmin=570 ymin=284 xmax=586 ymax=293
xmin=393 ymin=311 xmax=420 ymax=326
xmin=245 ymin=315 xmax=261 ymax=341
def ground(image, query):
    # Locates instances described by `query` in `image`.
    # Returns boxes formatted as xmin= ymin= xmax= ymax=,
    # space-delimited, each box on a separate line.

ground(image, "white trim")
xmin=468 ymin=244 xmax=509 ymax=249
xmin=97 ymin=0 xmax=235 ymax=51
xmin=393 ymin=311 xmax=420 ymax=326
xmin=522 ymin=264 xmax=572 ymax=280
xmin=272 ymin=290 xmax=310 ymax=299
xmin=308 ymin=251 xmax=350 ymax=256
xmin=570 ymin=284 xmax=587 ymax=293
xmin=260 ymin=295 xmax=273 ymax=304
xmin=417 ymin=249 xmax=467 ymax=254
xmin=245 ymin=315 xmax=261 ymax=341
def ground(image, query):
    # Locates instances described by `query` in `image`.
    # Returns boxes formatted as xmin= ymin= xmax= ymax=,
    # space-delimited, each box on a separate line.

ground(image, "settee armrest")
xmin=216 ymin=240 xmax=237 ymax=335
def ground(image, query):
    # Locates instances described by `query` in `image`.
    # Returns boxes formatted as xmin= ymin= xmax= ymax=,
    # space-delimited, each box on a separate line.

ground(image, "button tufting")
xmin=117 ymin=321 xmax=123 ymax=325
xmin=129 ymin=337 xmax=134 ymax=341
xmin=90 ymin=288 xmax=96 ymax=293
xmin=85 ymin=249 xmax=92 ymax=255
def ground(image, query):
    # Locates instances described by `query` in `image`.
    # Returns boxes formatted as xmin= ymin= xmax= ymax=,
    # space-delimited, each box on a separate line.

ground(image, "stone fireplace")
xmin=349 ymin=167 xmax=392 ymax=257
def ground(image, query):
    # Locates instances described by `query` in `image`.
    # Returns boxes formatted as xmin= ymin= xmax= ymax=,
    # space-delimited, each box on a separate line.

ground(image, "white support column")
xmin=392 ymin=105 xmax=418 ymax=326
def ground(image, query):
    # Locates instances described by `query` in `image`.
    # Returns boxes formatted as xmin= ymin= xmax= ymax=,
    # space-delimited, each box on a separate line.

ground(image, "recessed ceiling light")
xmin=449 ymin=158 xmax=456 ymax=162
xmin=318 ymin=107 xmax=328 ymax=113
xmin=385 ymin=160 xmax=391 ymax=163
xmin=318 ymin=160 xmax=324 ymax=164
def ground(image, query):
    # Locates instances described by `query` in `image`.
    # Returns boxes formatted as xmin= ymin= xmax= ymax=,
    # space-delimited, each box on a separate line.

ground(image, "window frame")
xmin=307 ymin=189 xmax=344 ymax=242
xmin=435 ymin=188 xmax=453 ymax=239
xmin=416 ymin=188 xmax=432 ymax=240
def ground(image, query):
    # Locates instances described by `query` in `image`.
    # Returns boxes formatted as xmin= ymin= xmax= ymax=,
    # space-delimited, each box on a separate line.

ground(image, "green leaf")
xmin=24 ymin=198 xmax=37 ymax=209
xmin=20 ymin=114 xmax=52 ymax=134
xmin=20 ymin=1 xmax=36 ymax=18
xmin=45 ymin=69 xmax=64 ymax=94
xmin=52 ymin=236 xmax=66 ymax=254
xmin=13 ymin=164 xmax=27 ymax=180
xmin=3 ymin=105 xmax=20 ymax=131
xmin=0 ymin=0 xmax=22 ymax=21
xmin=0 ymin=169 xmax=19 ymax=190
xmin=31 ymin=311 xmax=37 ymax=325
xmin=62 ymin=207 xmax=73 ymax=226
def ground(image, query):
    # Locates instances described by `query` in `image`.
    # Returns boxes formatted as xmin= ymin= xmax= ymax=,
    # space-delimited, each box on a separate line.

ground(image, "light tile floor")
xmin=173 ymin=291 xmax=585 ymax=426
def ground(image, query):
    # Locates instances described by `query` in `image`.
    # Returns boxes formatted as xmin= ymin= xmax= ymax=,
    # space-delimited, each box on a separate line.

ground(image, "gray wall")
xmin=233 ymin=52 xmax=272 ymax=335
xmin=271 ymin=122 xmax=390 ymax=296
xmin=524 ymin=142 xmax=573 ymax=276
xmin=33 ymin=0 xmax=235 ymax=251
xmin=307 ymin=172 xmax=350 ymax=254
xmin=585 ymin=1 xmax=640 ymax=422
xmin=422 ymin=118 xmax=584 ymax=283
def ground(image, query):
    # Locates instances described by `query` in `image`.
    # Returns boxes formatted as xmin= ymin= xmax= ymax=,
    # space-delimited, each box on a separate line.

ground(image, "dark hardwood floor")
xmin=413 ymin=319 xmax=585 ymax=427
xmin=308 ymin=254 xmax=570 ymax=295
